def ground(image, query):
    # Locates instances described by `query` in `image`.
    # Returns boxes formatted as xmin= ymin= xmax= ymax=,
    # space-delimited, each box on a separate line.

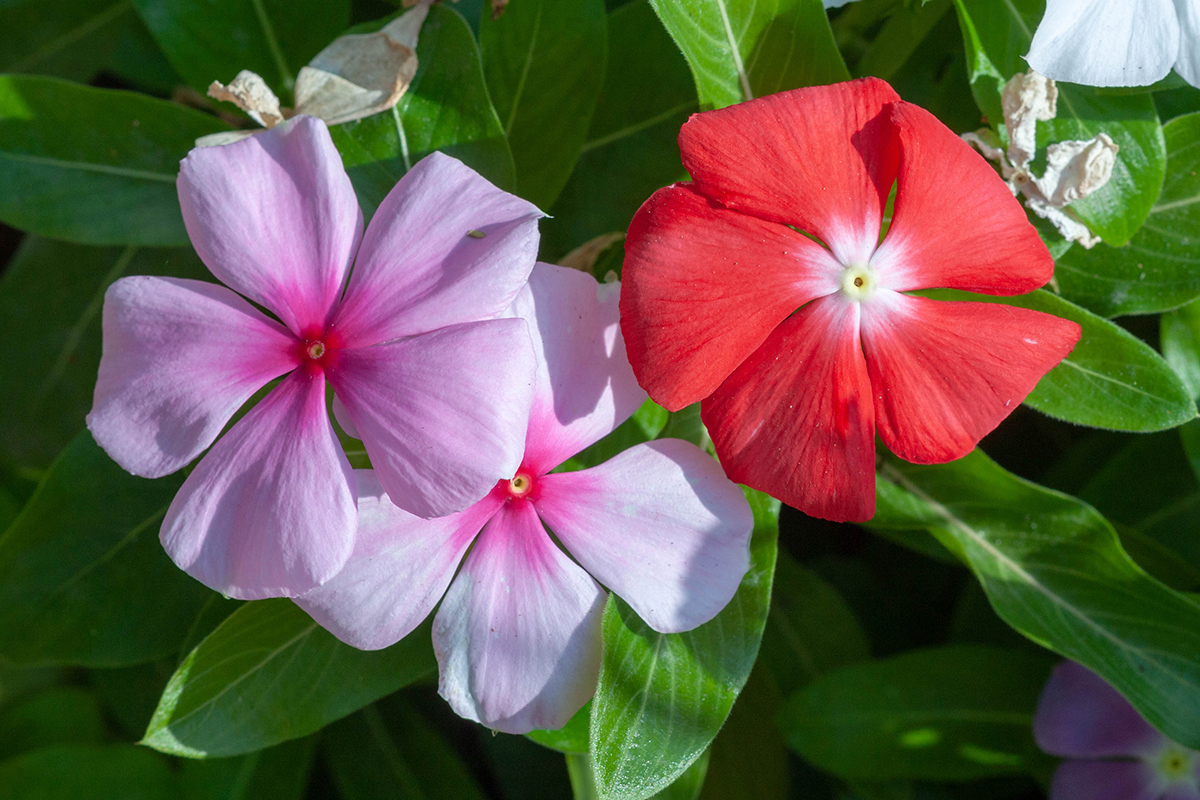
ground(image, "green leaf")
xmin=0 ymin=687 xmax=106 ymax=761
xmin=952 ymin=0 xmax=1167 ymax=246
xmin=650 ymin=750 xmax=710 ymax=799
xmin=648 ymin=0 xmax=848 ymax=110
xmin=925 ymin=288 xmax=1196 ymax=432
xmin=780 ymin=645 xmax=1053 ymax=781
xmin=142 ymin=599 xmax=435 ymax=758
xmin=0 ymin=0 xmax=132 ymax=82
xmin=758 ymin=551 xmax=871 ymax=698
xmin=528 ymin=701 xmax=592 ymax=755
xmin=131 ymin=0 xmax=349 ymax=100
xmin=0 ymin=433 xmax=211 ymax=666
xmin=324 ymin=695 xmax=488 ymax=800
xmin=1055 ymin=112 xmax=1200 ymax=317
xmin=330 ymin=5 xmax=516 ymax=219
xmin=539 ymin=0 xmax=696 ymax=260
xmin=0 ymin=75 xmax=228 ymax=246
xmin=853 ymin=0 xmax=952 ymax=82
xmin=874 ymin=450 xmax=1200 ymax=749
xmin=180 ymin=737 xmax=316 ymax=800
xmin=0 ymin=744 xmax=176 ymax=800
xmin=1162 ymin=297 xmax=1200 ymax=399
xmin=480 ymin=0 xmax=607 ymax=210
xmin=588 ymin=487 xmax=779 ymax=800
xmin=697 ymin=667 xmax=789 ymax=800
xmin=0 ymin=237 xmax=210 ymax=469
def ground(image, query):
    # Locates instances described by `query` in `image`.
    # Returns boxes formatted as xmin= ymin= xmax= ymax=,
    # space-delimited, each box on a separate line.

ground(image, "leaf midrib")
xmin=0 ymin=151 xmax=177 ymax=183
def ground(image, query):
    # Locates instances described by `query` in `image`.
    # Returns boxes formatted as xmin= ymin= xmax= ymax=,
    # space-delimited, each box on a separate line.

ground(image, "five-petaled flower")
xmin=1027 ymin=0 xmax=1200 ymax=89
xmin=298 ymin=263 xmax=753 ymax=734
xmin=88 ymin=115 xmax=542 ymax=600
xmin=1035 ymin=660 xmax=1200 ymax=799
xmin=620 ymin=78 xmax=1082 ymax=522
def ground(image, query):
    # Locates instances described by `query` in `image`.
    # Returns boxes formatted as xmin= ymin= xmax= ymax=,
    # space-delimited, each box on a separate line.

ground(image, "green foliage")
xmin=0 ymin=687 xmax=106 ymax=760
xmin=0 ymin=0 xmax=134 ymax=82
xmin=0 ymin=744 xmax=176 ymax=799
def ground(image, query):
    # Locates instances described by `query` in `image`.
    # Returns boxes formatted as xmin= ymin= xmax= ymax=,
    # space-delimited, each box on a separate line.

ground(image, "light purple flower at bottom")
xmin=1035 ymin=661 xmax=1200 ymax=800
xmin=298 ymin=263 xmax=754 ymax=734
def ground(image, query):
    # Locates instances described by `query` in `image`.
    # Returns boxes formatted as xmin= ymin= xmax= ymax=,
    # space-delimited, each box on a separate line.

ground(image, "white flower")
xmin=1026 ymin=0 xmax=1200 ymax=88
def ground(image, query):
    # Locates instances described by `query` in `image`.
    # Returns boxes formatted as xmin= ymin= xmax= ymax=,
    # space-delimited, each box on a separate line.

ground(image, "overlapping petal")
xmin=859 ymin=294 xmax=1081 ymax=465
xmin=1035 ymin=661 xmax=1167 ymax=758
xmin=330 ymin=318 xmax=535 ymax=519
xmin=177 ymin=116 xmax=362 ymax=334
xmin=1176 ymin=0 xmax=1200 ymax=88
xmin=703 ymin=296 xmax=877 ymax=522
xmin=512 ymin=263 xmax=646 ymax=475
xmin=296 ymin=471 xmax=502 ymax=651
xmin=620 ymin=184 xmax=842 ymax=411
xmin=870 ymin=102 xmax=1054 ymax=295
xmin=1026 ymin=0 xmax=1179 ymax=88
xmin=678 ymin=77 xmax=900 ymax=266
xmin=1048 ymin=760 xmax=1161 ymax=800
xmin=88 ymin=276 xmax=297 ymax=479
xmin=433 ymin=501 xmax=606 ymax=734
xmin=537 ymin=439 xmax=752 ymax=633
xmin=332 ymin=152 xmax=543 ymax=347
xmin=159 ymin=371 xmax=355 ymax=600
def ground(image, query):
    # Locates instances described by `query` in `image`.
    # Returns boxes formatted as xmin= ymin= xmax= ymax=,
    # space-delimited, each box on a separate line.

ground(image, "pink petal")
xmin=296 ymin=471 xmax=502 ymax=650
xmin=1049 ymin=760 xmax=1160 ymax=800
xmin=678 ymin=77 xmax=900 ymax=266
xmin=330 ymin=318 xmax=535 ymax=519
xmin=536 ymin=439 xmax=752 ymax=633
xmin=509 ymin=263 xmax=646 ymax=475
xmin=702 ymin=295 xmax=877 ymax=523
xmin=859 ymin=294 xmax=1081 ymax=465
xmin=160 ymin=370 xmax=356 ymax=600
xmin=869 ymin=102 xmax=1055 ymax=295
xmin=178 ymin=116 xmax=363 ymax=335
xmin=88 ymin=276 xmax=298 ymax=478
xmin=332 ymin=152 xmax=543 ymax=348
xmin=433 ymin=501 xmax=606 ymax=734
xmin=1034 ymin=661 xmax=1167 ymax=759
xmin=620 ymin=183 xmax=843 ymax=412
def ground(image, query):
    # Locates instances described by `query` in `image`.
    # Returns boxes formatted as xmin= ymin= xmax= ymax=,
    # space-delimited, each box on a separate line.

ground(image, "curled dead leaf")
xmin=207 ymin=70 xmax=284 ymax=128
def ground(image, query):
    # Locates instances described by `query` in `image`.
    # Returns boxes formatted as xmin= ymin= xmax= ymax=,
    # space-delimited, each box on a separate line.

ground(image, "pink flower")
xmin=619 ymin=78 xmax=1082 ymax=522
xmin=87 ymin=116 xmax=542 ymax=600
xmin=1035 ymin=661 xmax=1200 ymax=800
xmin=298 ymin=263 xmax=754 ymax=734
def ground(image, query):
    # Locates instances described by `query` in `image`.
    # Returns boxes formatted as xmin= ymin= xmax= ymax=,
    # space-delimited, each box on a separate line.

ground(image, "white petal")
xmin=1175 ymin=0 xmax=1200 ymax=88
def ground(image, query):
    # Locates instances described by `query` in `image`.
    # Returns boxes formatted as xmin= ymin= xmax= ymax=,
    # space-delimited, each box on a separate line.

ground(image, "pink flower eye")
xmin=506 ymin=471 xmax=534 ymax=499
xmin=306 ymin=341 xmax=326 ymax=360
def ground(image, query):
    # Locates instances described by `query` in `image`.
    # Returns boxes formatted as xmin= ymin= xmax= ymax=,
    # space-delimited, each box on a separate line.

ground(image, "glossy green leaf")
xmin=540 ymin=1 xmax=696 ymax=260
xmin=0 ymin=0 xmax=132 ymax=82
xmin=0 ymin=75 xmax=228 ymax=245
xmin=758 ymin=551 xmax=871 ymax=698
xmin=697 ymin=667 xmax=789 ymax=800
xmin=142 ymin=599 xmax=435 ymax=758
xmin=0 ymin=433 xmax=211 ymax=666
xmin=1055 ymin=113 xmax=1200 ymax=317
xmin=588 ymin=488 xmax=778 ymax=800
xmin=131 ymin=0 xmax=349 ymax=99
xmin=874 ymin=450 xmax=1200 ymax=749
xmin=780 ymin=645 xmax=1053 ymax=781
xmin=481 ymin=0 xmax=607 ymax=209
xmin=324 ymin=695 xmax=488 ymax=800
xmin=330 ymin=5 xmax=515 ymax=219
xmin=0 ymin=687 xmax=105 ymax=761
xmin=926 ymin=288 xmax=1196 ymax=431
xmin=952 ymin=0 xmax=1166 ymax=246
xmin=649 ymin=749 xmax=710 ymax=799
xmin=180 ymin=736 xmax=316 ymax=800
xmin=1162 ymin=297 xmax=1200 ymax=399
xmin=0 ymin=744 xmax=176 ymax=800
xmin=0 ymin=237 xmax=209 ymax=469
xmin=853 ymin=0 xmax=952 ymax=81
xmin=648 ymin=0 xmax=848 ymax=110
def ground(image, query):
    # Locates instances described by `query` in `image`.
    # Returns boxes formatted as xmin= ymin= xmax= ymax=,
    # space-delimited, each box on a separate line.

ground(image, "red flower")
xmin=619 ymin=78 xmax=1082 ymax=522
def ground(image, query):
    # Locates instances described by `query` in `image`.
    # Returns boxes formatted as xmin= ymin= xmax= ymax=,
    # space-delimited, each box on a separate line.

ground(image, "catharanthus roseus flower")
xmin=620 ymin=78 xmax=1082 ymax=522
xmin=1027 ymin=0 xmax=1200 ymax=89
xmin=1035 ymin=661 xmax=1200 ymax=799
xmin=88 ymin=115 xmax=541 ymax=599
xmin=298 ymin=263 xmax=753 ymax=734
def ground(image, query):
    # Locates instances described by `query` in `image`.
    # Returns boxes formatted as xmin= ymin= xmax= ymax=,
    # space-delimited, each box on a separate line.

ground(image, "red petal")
xmin=871 ymin=102 xmax=1054 ymax=295
xmin=679 ymin=77 xmax=900 ymax=266
xmin=702 ymin=296 xmax=877 ymax=522
xmin=860 ymin=294 xmax=1081 ymax=464
xmin=621 ymin=184 xmax=842 ymax=411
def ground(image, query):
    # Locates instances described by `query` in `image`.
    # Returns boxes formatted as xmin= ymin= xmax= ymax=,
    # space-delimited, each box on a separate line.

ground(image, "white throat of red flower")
xmin=839 ymin=264 xmax=878 ymax=302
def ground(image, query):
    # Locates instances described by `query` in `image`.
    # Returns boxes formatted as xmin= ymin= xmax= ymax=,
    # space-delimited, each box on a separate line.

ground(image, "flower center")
xmin=307 ymin=341 xmax=326 ymax=360
xmin=506 ymin=471 xmax=535 ymax=499
xmin=1155 ymin=744 xmax=1198 ymax=783
xmin=840 ymin=264 xmax=877 ymax=301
